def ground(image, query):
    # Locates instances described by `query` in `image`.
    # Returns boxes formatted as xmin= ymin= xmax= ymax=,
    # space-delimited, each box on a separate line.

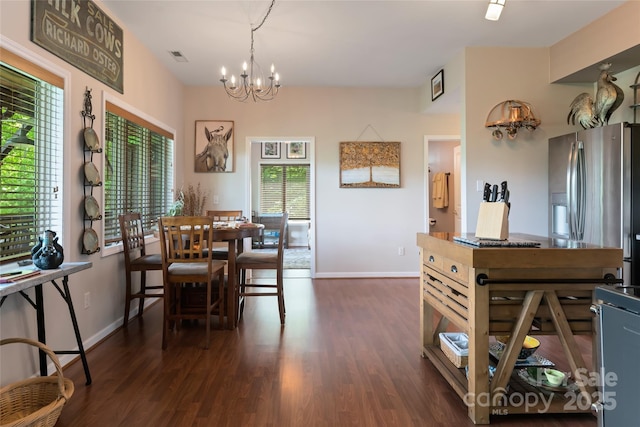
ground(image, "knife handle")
xmin=499 ymin=181 xmax=508 ymax=201
xmin=490 ymin=184 xmax=498 ymax=202
xmin=483 ymin=183 xmax=491 ymax=202
xmin=502 ymin=189 xmax=510 ymax=204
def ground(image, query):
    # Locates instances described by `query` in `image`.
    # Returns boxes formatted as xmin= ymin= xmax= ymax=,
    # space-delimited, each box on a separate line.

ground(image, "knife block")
xmin=475 ymin=202 xmax=509 ymax=240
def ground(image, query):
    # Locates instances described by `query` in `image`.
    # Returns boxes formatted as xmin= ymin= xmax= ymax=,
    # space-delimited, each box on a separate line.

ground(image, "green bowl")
xmin=544 ymin=368 xmax=566 ymax=386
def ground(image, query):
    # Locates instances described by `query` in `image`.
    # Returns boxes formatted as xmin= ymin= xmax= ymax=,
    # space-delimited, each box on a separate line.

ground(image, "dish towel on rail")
xmin=432 ymin=172 xmax=449 ymax=208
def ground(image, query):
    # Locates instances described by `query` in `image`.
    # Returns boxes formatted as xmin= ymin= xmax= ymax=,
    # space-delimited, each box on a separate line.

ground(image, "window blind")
xmin=259 ymin=164 xmax=310 ymax=220
xmin=0 ymin=62 xmax=64 ymax=263
xmin=103 ymin=106 xmax=174 ymax=245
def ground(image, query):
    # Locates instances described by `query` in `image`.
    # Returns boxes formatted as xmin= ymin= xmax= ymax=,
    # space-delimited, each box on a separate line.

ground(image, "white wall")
xmin=0 ymin=0 xmax=185 ymax=386
xmin=181 ymin=87 xmax=460 ymax=277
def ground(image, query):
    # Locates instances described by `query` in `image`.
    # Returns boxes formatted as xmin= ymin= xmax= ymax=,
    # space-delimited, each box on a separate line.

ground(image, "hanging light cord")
xmin=249 ymin=0 xmax=275 ymax=63
xmin=252 ymin=0 xmax=275 ymax=34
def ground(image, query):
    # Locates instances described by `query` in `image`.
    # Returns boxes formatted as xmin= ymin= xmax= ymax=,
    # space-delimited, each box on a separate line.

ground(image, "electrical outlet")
xmin=84 ymin=292 xmax=90 ymax=309
xmin=398 ymin=247 xmax=405 ymax=256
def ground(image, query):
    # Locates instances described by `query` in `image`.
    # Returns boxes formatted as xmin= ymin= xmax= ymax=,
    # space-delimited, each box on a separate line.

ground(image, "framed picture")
xmin=339 ymin=141 xmax=401 ymax=188
xmin=287 ymin=142 xmax=306 ymax=159
xmin=194 ymin=120 xmax=234 ymax=172
xmin=261 ymin=142 xmax=281 ymax=159
xmin=431 ymin=69 xmax=444 ymax=101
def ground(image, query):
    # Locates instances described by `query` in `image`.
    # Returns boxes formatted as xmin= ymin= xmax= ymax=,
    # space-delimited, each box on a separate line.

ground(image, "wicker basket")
xmin=439 ymin=333 xmax=469 ymax=368
xmin=0 ymin=338 xmax=74 ymax=427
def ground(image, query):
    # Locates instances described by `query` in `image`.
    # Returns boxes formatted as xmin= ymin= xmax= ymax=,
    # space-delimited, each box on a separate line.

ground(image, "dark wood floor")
xmin=57 ymin=275 xmax=596 ymax=427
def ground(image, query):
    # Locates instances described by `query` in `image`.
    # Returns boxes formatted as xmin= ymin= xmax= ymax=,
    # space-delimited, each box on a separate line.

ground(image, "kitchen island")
xmin=417 ymin=232 xmax=622 ymax=424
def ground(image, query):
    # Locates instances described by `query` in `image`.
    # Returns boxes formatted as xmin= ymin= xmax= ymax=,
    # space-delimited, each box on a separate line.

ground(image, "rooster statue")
xmin=567 ymin=63 xmax=624 ymax=129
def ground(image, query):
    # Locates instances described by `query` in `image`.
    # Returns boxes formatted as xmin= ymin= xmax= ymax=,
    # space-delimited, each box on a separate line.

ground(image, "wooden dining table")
xmin=208 ymin=224 xmax=263 ymax=329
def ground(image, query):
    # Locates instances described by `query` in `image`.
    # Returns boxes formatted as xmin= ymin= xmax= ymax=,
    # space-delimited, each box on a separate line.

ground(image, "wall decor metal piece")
xmin=339 ymin=141 xmax=401 ymax=188
xmin=31 ymin=0 xmax=124 ymax=93
xmin=485 ymin=99 xmax=541 ymax=140
xmin=81 ymin=88 xmax=101 ymax=254
xmin=194 ymin=120 xmax=234 ymax=172
xmin=568 ymin=62 xmax=624 ymax=129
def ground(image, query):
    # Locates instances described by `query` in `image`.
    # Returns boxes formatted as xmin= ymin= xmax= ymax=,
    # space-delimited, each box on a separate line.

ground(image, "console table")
xmin=417 ymin=233 xmax=622 ymax=424
xmin=0 ymin=262 xmax=93 ymax=385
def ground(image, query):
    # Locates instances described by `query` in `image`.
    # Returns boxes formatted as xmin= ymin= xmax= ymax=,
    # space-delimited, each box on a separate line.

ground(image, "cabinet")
xmin=417 ymin=232 xmax=622 ymax=424
xmin=251 ymin=214 xmax=287 ymax=249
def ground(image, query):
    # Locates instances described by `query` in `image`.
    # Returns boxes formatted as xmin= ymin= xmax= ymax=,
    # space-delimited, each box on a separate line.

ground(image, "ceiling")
xmin=101 ymin=0 xmax=629 ymax=88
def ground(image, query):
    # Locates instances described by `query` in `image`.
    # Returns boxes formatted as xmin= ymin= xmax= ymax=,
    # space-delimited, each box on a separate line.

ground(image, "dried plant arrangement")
xmin=181 ymin=183 xmax=208 ymax=216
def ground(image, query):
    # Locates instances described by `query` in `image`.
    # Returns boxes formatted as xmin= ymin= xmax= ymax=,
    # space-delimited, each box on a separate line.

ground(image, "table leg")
xmin=35 ymin=284 xmax=47 ymax=377
xmin=50 ymin=277 xmax=92 ymax=385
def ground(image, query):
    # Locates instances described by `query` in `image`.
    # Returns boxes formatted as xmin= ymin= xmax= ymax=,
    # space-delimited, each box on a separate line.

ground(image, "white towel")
xmin=432 ymin=172 xmax=449 ymax=208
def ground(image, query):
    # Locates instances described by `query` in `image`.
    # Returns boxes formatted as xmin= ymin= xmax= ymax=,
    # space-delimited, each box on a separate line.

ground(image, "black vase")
xmin=31 ymin=230 xmax=64 ymax=269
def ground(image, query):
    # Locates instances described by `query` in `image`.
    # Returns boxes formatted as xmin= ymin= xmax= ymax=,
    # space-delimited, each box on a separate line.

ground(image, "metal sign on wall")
xmin=31 ymin=0 xmax=124 ymax=93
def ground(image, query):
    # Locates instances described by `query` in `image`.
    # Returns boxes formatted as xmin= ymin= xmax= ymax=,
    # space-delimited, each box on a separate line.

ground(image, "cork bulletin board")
xmin=339 ymin=141 xmax=401 ymax=188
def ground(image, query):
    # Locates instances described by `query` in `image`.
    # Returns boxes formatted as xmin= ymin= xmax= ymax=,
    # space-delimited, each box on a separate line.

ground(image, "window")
xmin=103 ymin=102 xmax=174 ymax=245
xmin=0 ymin=55 xmax=64 ymax=264
xmin=259 ymin=164 xmax=310 ymax=220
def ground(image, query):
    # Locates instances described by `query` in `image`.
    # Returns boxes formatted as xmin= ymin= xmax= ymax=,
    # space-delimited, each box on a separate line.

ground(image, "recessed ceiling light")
xmin=485 ymin=0 xmax=506 ymax=21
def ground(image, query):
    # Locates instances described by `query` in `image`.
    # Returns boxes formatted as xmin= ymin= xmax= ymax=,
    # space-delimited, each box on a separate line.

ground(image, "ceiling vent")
xmin=169 ymin=51 xmax=188 ymax=63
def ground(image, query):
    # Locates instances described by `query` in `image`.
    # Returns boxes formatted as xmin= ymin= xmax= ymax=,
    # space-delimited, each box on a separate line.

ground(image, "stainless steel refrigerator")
xmin=549 ymin=122 xmax=640 ymax=290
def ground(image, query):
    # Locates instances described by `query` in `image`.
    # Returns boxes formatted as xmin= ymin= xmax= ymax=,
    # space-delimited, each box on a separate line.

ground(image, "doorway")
xmin=245 ymin=137 xmax=316 ymax=278
xmin=424 ymin=135 xmax=462 ymax=233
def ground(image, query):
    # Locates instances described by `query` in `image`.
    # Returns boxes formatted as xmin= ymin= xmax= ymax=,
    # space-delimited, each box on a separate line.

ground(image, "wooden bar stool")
xmin=119 ymin=213 xmax=163 ymax=327
xmin=235 ymin=212 xmax=287 ymax=324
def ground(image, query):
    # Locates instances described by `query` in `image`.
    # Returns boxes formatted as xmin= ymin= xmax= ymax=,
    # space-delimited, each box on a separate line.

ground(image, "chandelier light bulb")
xmin=221 ymin=67 xmax=226 ymax=77
xmin=270 ymin=64 xmax=275 ymax=75
xmin=242 ymin=62 xmax=247 ymax=72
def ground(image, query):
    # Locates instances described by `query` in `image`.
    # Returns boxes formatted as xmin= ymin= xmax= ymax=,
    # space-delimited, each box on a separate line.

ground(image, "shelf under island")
xmin=416 ymin=232 xmax=623 ymax=424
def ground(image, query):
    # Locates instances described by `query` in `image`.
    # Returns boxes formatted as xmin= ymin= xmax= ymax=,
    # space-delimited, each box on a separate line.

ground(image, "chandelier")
xmin=220 ymin=0 xmax=280 ymax=102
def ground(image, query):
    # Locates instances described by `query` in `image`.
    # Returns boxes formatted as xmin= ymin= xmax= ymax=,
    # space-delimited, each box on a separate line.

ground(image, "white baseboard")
xmin=313 ymin=271 xmax=419 ymax=279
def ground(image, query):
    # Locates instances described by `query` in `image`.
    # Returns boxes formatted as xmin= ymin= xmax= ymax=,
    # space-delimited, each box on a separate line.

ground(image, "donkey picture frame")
xmin=194 ymin=120 xmax=234 ymax=172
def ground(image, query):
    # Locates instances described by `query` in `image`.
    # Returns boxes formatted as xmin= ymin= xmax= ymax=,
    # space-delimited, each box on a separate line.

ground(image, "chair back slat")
xmin=119 ymin=213 xmax=147 ymax=262
xmin=206 ymin=210 xmax=243 ymax=222
xmin=159 ymin=216 xmax=213 ymax=264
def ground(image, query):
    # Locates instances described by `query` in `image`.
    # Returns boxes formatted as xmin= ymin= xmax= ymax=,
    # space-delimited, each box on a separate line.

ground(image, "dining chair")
xmin=206 ymin=210 xmax=243 ymax=222
xmin=118 ymin=213 xmax=163 ymax=327
xmin=235 ymin=212 xmax=288 ymax=324
xmin=158 ymin=216 xmax=226 ymax=349
xmin=205 ymin=210 xmax=243 ymax=260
